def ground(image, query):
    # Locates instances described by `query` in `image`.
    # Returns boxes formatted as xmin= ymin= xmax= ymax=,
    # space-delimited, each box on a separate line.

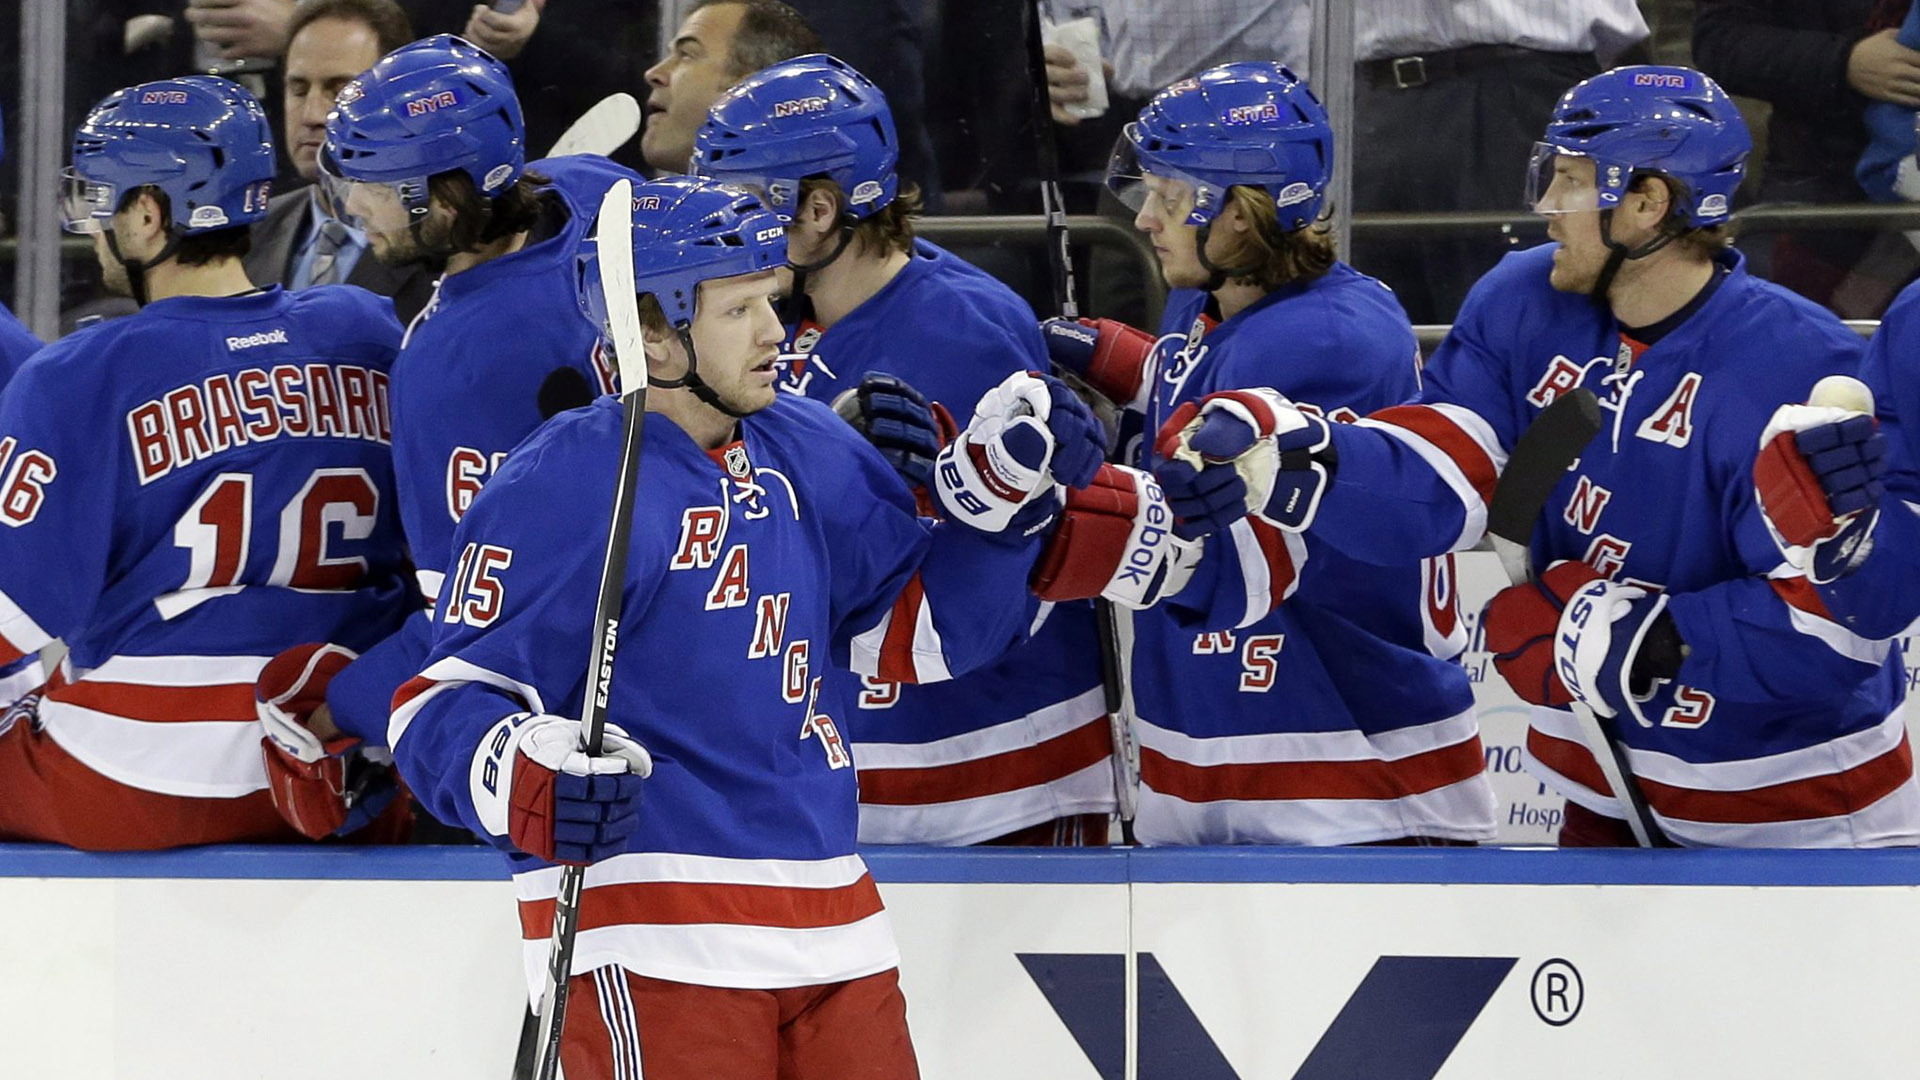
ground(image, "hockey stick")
xmin=547 ymin=92 xmax=642 ymax=158
xmin=1486 ymin=387 xmax=1666 ymax=848
xmin=1021 ymin=0 xmax=1137 ymax=830
xmin=529 ymin=177 xmax=651 ymax=1080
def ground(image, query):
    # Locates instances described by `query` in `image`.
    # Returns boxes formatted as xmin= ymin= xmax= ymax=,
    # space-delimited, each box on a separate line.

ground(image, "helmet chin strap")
xmin=1589 ymin=206 xmax=1683 ymax=308
xmin=1193 ymin=220 xmax=1267 ymax=293
xmin=103 ymin=230 xmax=181 ymax=307
xmin=784 ymin=223 xmax=855 ymax=323
xmin=650 ymin=325 xmax=751 ymax=420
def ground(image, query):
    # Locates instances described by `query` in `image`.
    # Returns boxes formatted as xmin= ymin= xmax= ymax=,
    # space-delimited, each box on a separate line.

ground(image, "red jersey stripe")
xmin=517 ymin=874 xmax=887 ymax=939
xmin=875 ymin=576 xmax=926 ymax=685
xmin=1140 ymin=735 xmax=1487 ymax=802
xmin=48 ymin=678 xmax=256 ymax=723
xmin=857 ymin=715 xmax=1112 ymax=805
xmin=1373 ymin=404 xmax=1500 ymax=509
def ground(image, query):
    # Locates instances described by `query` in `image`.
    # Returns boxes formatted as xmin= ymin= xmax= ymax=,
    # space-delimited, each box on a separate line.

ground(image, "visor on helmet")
xmin=1527 ymin=143 xmax=1607 ymax=217
xmin=61 ymin=168 xmax=118 ymax=235
xmin=317 ymin=145 xmax=431 ymax=232
xmin=1106 ymin=124 xmax=1223 ymax=226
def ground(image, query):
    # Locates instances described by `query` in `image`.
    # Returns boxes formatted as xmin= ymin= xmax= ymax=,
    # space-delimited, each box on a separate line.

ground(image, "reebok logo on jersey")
xmin=1224 ymin=103 xmax=1279 ymax=125
xmin=226 ymin=329 xmax=289 ymax=351
xmin=405 ymin=90 xmax=461 ymax=116
xmin=140 ymin=90 xmax=190 ymax=104
xmin=772 ymin=96 xmax=831 ymax=118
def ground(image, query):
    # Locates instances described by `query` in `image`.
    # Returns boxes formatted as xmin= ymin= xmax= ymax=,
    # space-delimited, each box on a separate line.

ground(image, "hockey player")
xmin=253 ymin=36 xmax=644 ymax=837
xmin=385 ymin=175 xmax=1168 ymax=1077
xmin=1041 ymin=62 xmax=1495 ymax=846
xmin=692 ymin=54 xmax=1113 ymax=845
xmin=1181 ymin=66 xmax=1920 ymax=848
xmin=0 ymin=76 xmax=411 ymax=850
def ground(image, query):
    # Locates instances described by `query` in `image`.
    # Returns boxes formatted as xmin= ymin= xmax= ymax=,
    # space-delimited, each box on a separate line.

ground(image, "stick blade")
xmin=1487 ymin=387 xmax=1602 ymax=546
xmin=547 ymin=92 xmax=642 ymax=158
xmin=593 ymin=178 xmax=649 ymax=396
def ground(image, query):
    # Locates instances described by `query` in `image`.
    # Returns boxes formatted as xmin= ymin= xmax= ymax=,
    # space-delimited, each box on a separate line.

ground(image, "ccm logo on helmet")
xmin=405 ymin=90 xmax=461 ymax=116
xmin=772 ymin=97 xmax=831 ymax=118
xmin=140 ymin=90 xmax=190 ymax=105
xmin=1224 ymin=103 xmax=1280 ymax=125
xmin=1631 ymin=72 xmax=1689 ymax=89
xmin=755 ymin=226 xmax=785 ymax=243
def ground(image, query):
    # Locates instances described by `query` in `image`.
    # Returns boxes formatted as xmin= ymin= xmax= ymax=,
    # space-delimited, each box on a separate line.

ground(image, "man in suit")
xmin=245 ymin=0 xmax=434 ymax=324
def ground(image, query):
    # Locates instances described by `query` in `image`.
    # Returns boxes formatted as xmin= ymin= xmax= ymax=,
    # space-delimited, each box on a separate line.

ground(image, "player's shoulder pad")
xmin=288 ymin=283 xmax=405 ymax=353
xmin=900 ymin=238 xmax=1046 ymax=354
xmin=528 ymin=154 xmax=647 ymax=220
xmin=466 ymin=394 xmax=623 ymax=518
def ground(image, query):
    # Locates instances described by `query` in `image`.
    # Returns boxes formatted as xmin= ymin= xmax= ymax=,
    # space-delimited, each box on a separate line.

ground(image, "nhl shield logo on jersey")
xmin=723 ymin=443 xmax=752 ymax=479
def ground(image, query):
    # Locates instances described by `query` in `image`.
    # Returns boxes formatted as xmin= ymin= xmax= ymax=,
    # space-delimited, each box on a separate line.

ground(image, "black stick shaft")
xmin=531 ymin=389 xmax=649 ymax=1079
xmin=1023 ymin=0 xmax=1133 ymax=827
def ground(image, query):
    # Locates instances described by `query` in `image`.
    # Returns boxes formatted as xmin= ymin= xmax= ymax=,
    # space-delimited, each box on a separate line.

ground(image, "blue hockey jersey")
xmin=388 ymin=393 xmax=1044 ymax=992
xmin=0 ymin=285 xmax=409 ymax=798
xmin=1128 ymin=264 xmax=1494 ymax=846
xmin=1313 ymin=244 xmax=1917 ymax=848
xmin=325 ymin=154 xmax=639 ymax=743
xmin=779 ymin=238 xmax=1111 ymax=844
xmin=1824 ymin=279 xmax=1920 ymax=639
xmin=0 ymin=301 xmax=40 ymax=387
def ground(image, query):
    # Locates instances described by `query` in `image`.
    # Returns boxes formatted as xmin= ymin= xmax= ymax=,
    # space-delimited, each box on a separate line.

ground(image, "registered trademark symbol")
xmin=1531 ymin=959 xmax=1583 ymax=1025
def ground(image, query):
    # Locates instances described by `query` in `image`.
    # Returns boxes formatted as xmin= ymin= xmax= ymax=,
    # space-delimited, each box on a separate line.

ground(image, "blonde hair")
xmin=1209 ymin=185 xmax=1336 ymax=290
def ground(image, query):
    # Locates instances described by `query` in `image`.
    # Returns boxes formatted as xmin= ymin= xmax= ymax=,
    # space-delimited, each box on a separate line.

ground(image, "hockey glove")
xmin=1756 ymin=404 xmax=1886 ymax=584
xmin=935 ymin=371 xmax=1104 ymax=540
xmin=1032 ymin=464 xmax=1202 ymax=608
xmin=471 ymin=712 xmax=653 ymax=865
xmin=832 ymin=373 xmax=959 ymax=496
xmin=1040 ymin=316 xmax=1156 ymax=408
xmin=1154 ymin=389 xmax=1335 ymax=533
xmin=1484 ymin=562 xmax=1686 ymax=721
xmin=256 ymin=643 xmax=401 ymax=840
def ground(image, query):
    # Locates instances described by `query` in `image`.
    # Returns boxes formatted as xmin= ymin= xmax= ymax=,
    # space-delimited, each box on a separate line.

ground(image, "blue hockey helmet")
xmin=319 ymin=35 xmax=525 ymax=224
xmin=1107 ymin=62 xmax=1333 ymax=231
xmin=577 ymin=176 xmax=789 ymax=336
xmin=1528 ymin=65 xmax=1750 ymax=228
xmin=691 ymin=54 xmax=899 ymax=223
xmin=63 ymin=76 xmax=274 ymax=236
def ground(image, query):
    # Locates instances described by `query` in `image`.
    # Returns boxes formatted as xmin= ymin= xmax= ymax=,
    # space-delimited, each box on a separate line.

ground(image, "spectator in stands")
xmin=642 ymin=0 xmax=823 ymax=174
xmin=656 ymin=0 xmax=939 ymax=199
xmin=460 ymin=0 xmax=657 ymax=169
xmin=1349 ymin=1 xmax=1650 ymax=325
xmin=1694 ymin=0 xmax=1918 ymax=318
xmin=245 ymin=0 xmax=433 ymax=324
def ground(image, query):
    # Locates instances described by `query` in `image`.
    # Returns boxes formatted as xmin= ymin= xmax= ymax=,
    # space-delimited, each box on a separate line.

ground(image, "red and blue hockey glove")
xmin=471 ymin=712 xmax=653 ymax=865
xmin=256 ymin=643 xmax=401 ymax=840
xmin=1032 ymin=464 xmax=1201 ymax=608
xmin=1040 ymin=316 xmax=1155 ymax=407
xmin=1154 ymin=389 xmax=1336 ymax=533
xmin=1484 ymin=562 xmax=1686 ymax=723
xmin=832 ymin=373 xmax=959 ymax=495
xmin=1756 ymin=402 xmax=1887 ymax=584
xmin=935 ymin=372 xmax=1104 ymax=542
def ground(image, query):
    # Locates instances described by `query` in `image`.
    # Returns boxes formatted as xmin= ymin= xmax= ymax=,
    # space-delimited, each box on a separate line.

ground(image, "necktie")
xmin=308 ymin=219 xmax=351 ymax=287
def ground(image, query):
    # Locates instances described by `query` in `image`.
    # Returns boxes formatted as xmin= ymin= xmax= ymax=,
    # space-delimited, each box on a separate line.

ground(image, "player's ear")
xmin=1217 ymin=197 xmax=1250 ymax=236
xmin=1628 ymin=176 xmax=1672 ymax=227
xmin=800 ymin=186 xmax=839 ymax=234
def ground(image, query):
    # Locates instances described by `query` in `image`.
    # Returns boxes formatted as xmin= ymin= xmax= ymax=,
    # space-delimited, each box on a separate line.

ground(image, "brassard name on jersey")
xmin=127 ymin=362 xmax=392 ymax=485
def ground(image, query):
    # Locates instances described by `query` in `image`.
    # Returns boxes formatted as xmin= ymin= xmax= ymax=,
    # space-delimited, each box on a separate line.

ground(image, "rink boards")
xmin=1 ymin=845 xmax=1918 ymax=1079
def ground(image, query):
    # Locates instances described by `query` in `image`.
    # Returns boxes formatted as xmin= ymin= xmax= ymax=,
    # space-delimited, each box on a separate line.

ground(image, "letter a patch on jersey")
xmin=1634 ymin=372 xmax=1703 ymax=448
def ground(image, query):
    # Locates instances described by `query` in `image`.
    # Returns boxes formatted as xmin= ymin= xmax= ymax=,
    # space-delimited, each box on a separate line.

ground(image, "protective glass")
xmin=695 ymin=173 xmax=802 ymax=224
xmin=1106 ymin=126 xmax=1214 ymax=225
xmin=1527 ymin=144 xmax=1603 ymax=217
xmin=60 ymin=167 xmax=117 ymax=234
xmin=316 ymin=148 xmax=429 ymax=233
